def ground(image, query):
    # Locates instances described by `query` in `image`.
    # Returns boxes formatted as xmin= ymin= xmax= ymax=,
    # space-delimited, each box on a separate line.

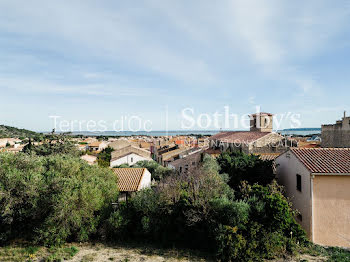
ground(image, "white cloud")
xmin=0 ymin=75 xmax=162 ymax=97
xmin=0 ymin=1 xmax=215 ymax=83
xmin=223 ymin=0 xmax=350 ymax=94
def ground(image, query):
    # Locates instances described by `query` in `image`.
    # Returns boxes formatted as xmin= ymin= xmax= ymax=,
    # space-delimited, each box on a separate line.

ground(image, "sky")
xmin=0 ymin=0 xmax=350 ymax=132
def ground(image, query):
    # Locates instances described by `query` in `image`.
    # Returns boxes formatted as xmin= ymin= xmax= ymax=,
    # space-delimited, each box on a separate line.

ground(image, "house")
xmin=109 ymin=139 xmax=132 ymax=150
xmin=87 ymin=141 xmax=109 ymax=152
xmin=168 ymin=148 xmax=204 ymax=175
xmin=322 ymin=111 xmax=350 ymax=148
xmin=0 ymin=139 xmax=9 ymax=148
xmin=209 ymin=113 xmax=293 ymax=154
xmin=77 ymin=144 xmax=88 ymax=151
xmin=113 ymin=168 xmax=151 ymax=201
xmin=203 ymin=148 xmax=221 ymax=158
xmin=110 ymin=145 xmax=152 ymax=167
xmin=159 ymin=147 xmax=189 ymax=166
xmin=110 ymin=139 xmax=152 ymax=151
xmin=80 ymin=154 xmax=97 ymax=165
xmin=152 ymin=144 xmax=178 ymax=163
xmin=276 ymin=148 xmax=350 ymax=247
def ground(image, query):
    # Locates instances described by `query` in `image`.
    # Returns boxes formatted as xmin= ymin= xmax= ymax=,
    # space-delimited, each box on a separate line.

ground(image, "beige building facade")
xmin=276 ymin=148 xmax=350 ymax=247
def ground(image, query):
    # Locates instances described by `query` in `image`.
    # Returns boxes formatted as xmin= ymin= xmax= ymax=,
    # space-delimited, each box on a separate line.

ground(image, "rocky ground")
xmin=1 ymin=242 xmax=345 ymax=262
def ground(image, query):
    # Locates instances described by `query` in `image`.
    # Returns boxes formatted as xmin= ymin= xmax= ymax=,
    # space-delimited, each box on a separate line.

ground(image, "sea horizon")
xmin=40 ymin=128 xmax=322 ymax=137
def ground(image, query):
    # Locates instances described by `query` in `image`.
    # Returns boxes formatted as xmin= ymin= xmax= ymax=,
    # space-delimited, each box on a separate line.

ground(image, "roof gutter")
xmin=311 ymin=173 xmax=350 ymax=176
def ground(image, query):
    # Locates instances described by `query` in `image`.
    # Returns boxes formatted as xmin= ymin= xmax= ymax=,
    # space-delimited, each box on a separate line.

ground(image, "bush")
xmin=23 ymin=137 xmax=80 ymax=157
xmin=132 ymin=160 xmax=173 ymax=181
xmin=97 ymin=147 xmax=114 ymax=167
xmin=105 ymin=155 xmax=306 ymax=261
xmin=217 ymin=151 xmax=275 ymax=189
xmin=0 ymin=153 xmax=118 ymax=245
xmin=213 ymin=181 xmax=307 ymax=261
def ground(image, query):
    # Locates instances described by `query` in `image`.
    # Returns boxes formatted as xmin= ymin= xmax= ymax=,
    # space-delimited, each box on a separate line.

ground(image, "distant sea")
xmin=51 ymin=128 xmax=321 ymax=137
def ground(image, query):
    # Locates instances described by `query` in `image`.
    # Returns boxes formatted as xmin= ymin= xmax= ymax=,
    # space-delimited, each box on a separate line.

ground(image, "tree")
xmin=97 ymin=147 xmax=114 ymax=167
xmin=132 ymin=160 xmax=173 ymax=181
xmin=216 ymin=151 xmax=275 ymax=189
xmin=23 ymin=137 xmax=80 ymax=157
xmin=0 ymin=152 xmax=118 ymax=245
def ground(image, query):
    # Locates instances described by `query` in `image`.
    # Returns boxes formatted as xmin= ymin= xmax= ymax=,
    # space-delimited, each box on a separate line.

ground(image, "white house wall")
xmin=110 ymin=153 xmax=151 ymax=167
xmin=139 ymin=169 xmax=152 ymax=190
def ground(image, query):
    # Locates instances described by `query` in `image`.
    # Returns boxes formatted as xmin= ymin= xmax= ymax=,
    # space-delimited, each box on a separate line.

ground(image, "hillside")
xmin=0 ymin=124 xmax=38 ymax=138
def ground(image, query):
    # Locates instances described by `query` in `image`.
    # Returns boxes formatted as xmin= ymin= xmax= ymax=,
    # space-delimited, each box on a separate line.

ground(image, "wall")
xmin=167 ymin=150 xmax=203 ymax=175
xmin=250 ymin=115 xmax=273 ymax=132
xmin=276 ymin=152 xmax=313 ymax=238
xmin=322 ymin=117 xmax=350 ymax=147
xmin=313 ymin=175 xmax=350 ymax=247
xmin=250 ymin=133 xmax=289 ymax=154
xmin=139 ymin=169 xmax=152 ymax=189
xmin=110 ymin=153 xmax=151 ymax=167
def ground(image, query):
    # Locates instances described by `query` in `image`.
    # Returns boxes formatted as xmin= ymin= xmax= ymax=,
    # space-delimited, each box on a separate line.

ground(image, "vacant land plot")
xmin=1 ymin=242 xmax=349 ymax=262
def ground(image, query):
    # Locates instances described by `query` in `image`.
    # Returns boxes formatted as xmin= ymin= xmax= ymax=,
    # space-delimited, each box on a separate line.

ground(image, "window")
xmin=192 ymin=161 xmax=196 ymax=166
xmin=296 ymin=174 xmax=302 ymax=192
xmin=131 ymin=157 xmax=133 ymax=163
xmin=179 ymin=166 xmax=182 ymax=173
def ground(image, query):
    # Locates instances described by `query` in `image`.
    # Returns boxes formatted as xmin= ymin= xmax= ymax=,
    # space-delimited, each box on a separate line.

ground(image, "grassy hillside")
xmin=0 ymin=125 xmax=38 ymax=138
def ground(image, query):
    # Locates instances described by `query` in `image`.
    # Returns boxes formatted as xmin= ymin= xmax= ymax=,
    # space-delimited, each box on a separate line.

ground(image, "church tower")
xmin=250 ymin=112 xmax=273 ymax=133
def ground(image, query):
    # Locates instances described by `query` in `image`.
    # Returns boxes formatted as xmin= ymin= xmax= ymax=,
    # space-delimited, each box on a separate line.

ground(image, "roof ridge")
xmin=292 ymin=148 xmax=350 ymax=150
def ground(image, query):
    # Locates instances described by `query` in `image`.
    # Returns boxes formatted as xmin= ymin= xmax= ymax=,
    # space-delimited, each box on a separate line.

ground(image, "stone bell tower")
xmin=250 ymin=112 xmax=273 ymax=133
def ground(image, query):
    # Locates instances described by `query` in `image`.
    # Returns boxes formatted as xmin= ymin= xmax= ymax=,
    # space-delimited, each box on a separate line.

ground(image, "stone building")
xmin=167 ymin=148 xmax=204 ymax=175
xmin=209 ymin=112 xmax=294 ymax=154
xmin=322 ymin=112 xmax=350 ymax=148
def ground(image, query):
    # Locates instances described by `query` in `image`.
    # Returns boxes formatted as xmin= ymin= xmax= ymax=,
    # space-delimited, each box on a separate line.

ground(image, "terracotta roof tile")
xmin=88 ymin=141 xmax=101 ymax=147
xmin=111 ymin=145 xmax=151 ymax=161
xmin=256 ymin=153 xmax=281 ymax=161
xmin=291 ymin=148 xmax=350 ymax=174
xmin=209 ymin=131 xmax=271 ymax=143
xmin=113 ymin=168 xmax=146 ymax=192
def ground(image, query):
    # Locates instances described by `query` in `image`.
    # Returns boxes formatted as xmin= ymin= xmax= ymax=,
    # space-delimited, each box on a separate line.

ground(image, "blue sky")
xmin=0 ymin=0 xmax=350 ymax=131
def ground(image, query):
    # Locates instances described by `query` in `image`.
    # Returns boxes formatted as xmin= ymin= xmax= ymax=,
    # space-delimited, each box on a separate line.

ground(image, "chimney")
xmin=344 ymin=111 xmax=347 ymax=119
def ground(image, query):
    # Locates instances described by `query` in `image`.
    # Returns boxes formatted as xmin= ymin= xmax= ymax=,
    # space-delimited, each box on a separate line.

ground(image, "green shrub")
xmin=217 ymin=151 xmax=275 ymax=189
xmin=132 ymin=160 xmax=173 ymax=181
xmin=215 ymin=225 xmax=247 ymax=262
xmin=97 ymin=147 xmax=114 ymax=167
xmin=23 ymin=138 xmax=80 ymax=157
xmin=0 ymin=153 xmax=118 ymax=246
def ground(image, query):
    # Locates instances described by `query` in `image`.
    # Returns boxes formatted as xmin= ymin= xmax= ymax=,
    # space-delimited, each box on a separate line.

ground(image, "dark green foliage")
xmin=0 ymin=125 xmax=38 ymax=138
xmin=217 ymin=151 xmax=275 ymax=189
xmin=97 ymin=147 xmax=114 ymax=167
xmin=214 ymin=182 xmax=307 ymax=261
xmin=0 ymin=149 xmax=309 ymax=261
xmin=23 ymin=138 xmax=80 ymax=157
xmin=115 ymin=163 xmax=131 ymax=168
xmin=0 ymin=153 xmax=118 ymax=246
xmin=132 ymin=160 xmax=173 ymax=181
xmin=106 ymin=155 xmax=306 ymax=261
